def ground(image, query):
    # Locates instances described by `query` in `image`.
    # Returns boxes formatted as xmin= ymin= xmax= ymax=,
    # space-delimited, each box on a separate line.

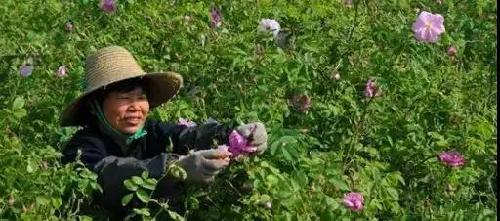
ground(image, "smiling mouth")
xmin=124 ymin=117 xmax=142 ymax=124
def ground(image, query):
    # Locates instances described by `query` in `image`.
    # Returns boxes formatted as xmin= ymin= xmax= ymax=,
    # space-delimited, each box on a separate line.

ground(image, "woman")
xmin=60 ymin=46 xmax=268 ymax=218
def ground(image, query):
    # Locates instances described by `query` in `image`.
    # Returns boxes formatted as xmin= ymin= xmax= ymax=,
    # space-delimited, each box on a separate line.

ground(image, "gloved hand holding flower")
xmin=176 ymin=148 xmax=232 ymax=184
xmin=229 ymin=122 xmax=268 ymax=156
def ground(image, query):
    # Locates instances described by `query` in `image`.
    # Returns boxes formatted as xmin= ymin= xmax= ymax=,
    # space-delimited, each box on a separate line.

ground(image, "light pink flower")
xmin=19 ymin=65 xmax=33 ymax=77
xmin=412 ymin=11 xmax=445 ymax=43
xmin=210 ymin=7 xmax=222 ymax=28
xmin=100 ymin=0 xmax=117 ymax=13
xmin=447 ymin=46 xmax=457 ymax=56
xmin=258 ymin=19 xmax=280 ymax=37
xmin=438 ymin=151 xmax=465 ymax=167
xmin=56 ymin=65 xmax=67 ymax=77
xmin=364 ymin=79 xmax=379 ymax=98
xmin=177 ymin=118 xmax=197 ymax=127
xmin=343 ymin=192 xmax=364 ymax=212
xmin=228 ymin=130 xmax=257 ymax=156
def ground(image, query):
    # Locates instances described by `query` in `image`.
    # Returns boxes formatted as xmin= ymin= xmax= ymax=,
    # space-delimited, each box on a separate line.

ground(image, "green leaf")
xmin=136 ymin=189 xmax=150 ymax=203
xmin=270 ymin=136 xmax=297 ymax=156
xmin=386 ymin=136 xmax=394 ymax=147
xmin=133 ymin=208 xmax=150 ymax=217
xmin=266 ymin=174 xmax=280 ymax=186
xmin=320 ymin=210 xmax=334 ymax=221
xmin=386 ymin=188 xmax=399 ymax=200
xmin=294 ymin=171 xmax=308 ymax=187
xmin=26 ymin=162 xmax=34 ymax=173
xmin=145 ymin=178 xmax=157 ymax=186
xmin=141 ymin=171 xmax=149 ymax=179
xmin=36 ymin=197 xmax=49 ymax=206
xmin=436 ymin=140 xmax=449 ymax=148
xmin=394 ymin=173 xmax=405 ymax=185
xmin=366 ymin=147 xmax=379 ymax=158
xmin=141 ymin=181 xmax=156 ymax=191
xmin=280 ymin=148 xmax=293 ymax=162
xmin=328 ymin=178 xmax=350 ymax=191
xmin=12 ymin=97 xmax=25 ymax=110
xmin=51 ymin=198 xmax=62 ymax=208
xmin=13 ymin=108 xmax=27 ymax=119
xmin=78 ymin=216 xmax=93 ymax=221
xmin=131 ymin=176 xmax=144 ymax=185
xmin=124 ymin=179 xmax=138 ymax=191
xmin=260 ymin=161 xmax=270 ymax=168
xmin=141 ymin=178 xmax=158 ymax=190
xmin=260 ymin=194 xmax=271 ymax=202
xmin=121 ymin=193 xmax=134 ymax=206
xmin=277 ymin=190 xmax=292 ymax=199
xmin=473 ymin=120 xmax=494 ymax=139
xmin=167 ymin=210 xmax=185 ymax=221
xmin=169 ymin=164 xmax=187 ymax=180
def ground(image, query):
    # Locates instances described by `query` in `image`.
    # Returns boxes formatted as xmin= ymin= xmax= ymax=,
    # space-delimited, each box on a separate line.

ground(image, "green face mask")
xmin=90 ymin=99 xmax=147 ymax=145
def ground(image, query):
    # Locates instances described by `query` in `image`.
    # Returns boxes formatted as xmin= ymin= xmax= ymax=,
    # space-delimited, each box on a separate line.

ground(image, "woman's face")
xmin=102 ymin=87 xmax=149 ymax=134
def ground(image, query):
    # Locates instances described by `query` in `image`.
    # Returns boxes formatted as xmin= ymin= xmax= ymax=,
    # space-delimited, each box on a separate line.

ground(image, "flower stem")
xmin=342 ymin=95 xmax=373 ymax=172
xmin=347 ymin=0 xmax=360 ymax=42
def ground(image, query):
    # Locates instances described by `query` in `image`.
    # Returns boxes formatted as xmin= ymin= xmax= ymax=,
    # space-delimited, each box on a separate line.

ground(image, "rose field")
xmin=0 ymin=0 xmax=497 ymax=220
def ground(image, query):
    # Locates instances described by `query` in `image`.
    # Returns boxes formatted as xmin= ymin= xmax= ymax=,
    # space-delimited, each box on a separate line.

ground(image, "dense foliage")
xmin=0 ymin=0 xmax=496 ymax=220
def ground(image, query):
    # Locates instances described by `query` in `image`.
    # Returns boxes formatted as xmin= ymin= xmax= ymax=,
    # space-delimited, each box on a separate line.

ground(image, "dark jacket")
xmin=62 ymin=118 xmax=233 ymax=217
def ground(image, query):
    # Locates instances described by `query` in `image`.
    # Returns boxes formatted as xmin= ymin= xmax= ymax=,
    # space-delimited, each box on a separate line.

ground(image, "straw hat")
xmin=60 ymin=46 xmax=183 ymax=127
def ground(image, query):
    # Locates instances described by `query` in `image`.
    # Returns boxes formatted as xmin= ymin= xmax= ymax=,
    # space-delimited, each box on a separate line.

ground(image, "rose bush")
xmin=0 ymin=0 xmax=496 ymax=220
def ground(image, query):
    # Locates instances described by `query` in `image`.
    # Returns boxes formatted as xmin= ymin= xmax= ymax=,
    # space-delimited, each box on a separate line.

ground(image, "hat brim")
xmin=60 ymin=71 xmax=183 ymax=127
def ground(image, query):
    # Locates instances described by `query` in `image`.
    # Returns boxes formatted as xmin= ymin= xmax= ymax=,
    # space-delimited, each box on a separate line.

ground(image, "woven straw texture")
xmin=60 ymin=46 xmax=183 ymax=127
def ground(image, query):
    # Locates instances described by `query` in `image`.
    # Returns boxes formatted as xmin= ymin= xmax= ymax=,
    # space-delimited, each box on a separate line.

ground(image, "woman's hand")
xmin=235 ymin=122 xmax=268 ymax=155
xmin=176 ymin=149 xmax=232 ymax=184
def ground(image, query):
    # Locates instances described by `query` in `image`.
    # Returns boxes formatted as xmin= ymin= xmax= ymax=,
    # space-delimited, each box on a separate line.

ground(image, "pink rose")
xmin=56 ymin=65 xmax=67 ymax=77
xmin=447 ymin=46 xmax=457 ymax=56
xmin=343 ymin=192 xmax=364 ymax=212
xmin=177 ymin=118 xmax=197 ymax=127
xmin=412 ymin=11 xmax=445 ymax=43
xmin=438 ymin=151 xmax=465 ymax=167
xmin=100 ymin=0 xmax=117 ymax=13
xmin=228 ymin=130 xmax=257 ymax=156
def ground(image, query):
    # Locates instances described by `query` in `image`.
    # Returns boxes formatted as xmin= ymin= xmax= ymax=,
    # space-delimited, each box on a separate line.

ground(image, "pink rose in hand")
xmin=177 ymin=118 xmax=197 ymax=127
xmin=228 ymin=130 xmax=257 ymax=156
